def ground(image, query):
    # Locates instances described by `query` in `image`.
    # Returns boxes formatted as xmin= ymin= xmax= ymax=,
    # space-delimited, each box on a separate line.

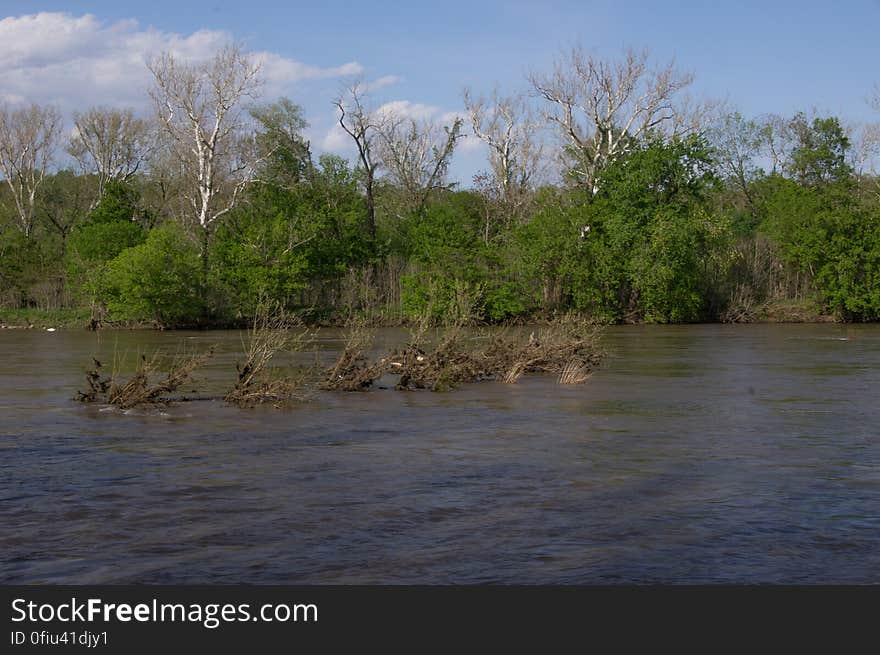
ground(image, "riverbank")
xmin=0 ymin=308 xmax=94 ymax=330
xmin=722 ymin=299 xmax=837 ymax=324
xmin=0 ymin=299 xmax=843 ymax=331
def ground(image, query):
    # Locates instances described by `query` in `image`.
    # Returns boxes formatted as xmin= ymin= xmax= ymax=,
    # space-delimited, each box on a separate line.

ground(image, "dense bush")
xmin=100 ymin=226 xmax=202 ymax=326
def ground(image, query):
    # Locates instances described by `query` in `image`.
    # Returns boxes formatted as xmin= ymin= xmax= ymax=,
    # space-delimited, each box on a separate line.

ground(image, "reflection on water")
xmin=1 ymin=324 xmax=879 ymax=583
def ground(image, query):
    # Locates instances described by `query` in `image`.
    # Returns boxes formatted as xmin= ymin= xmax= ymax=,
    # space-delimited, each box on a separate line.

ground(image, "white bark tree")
xmin=67 ymin=107 xmax=154 ymax=204
xmin=0 ymin=103 xmax=62 ymax=237
xmin=463 ymin=88 xmax=544 ymax=215
xmin=148 ymin=44 xmax=263 ymax=234
xmin=529 ymin=46 xmax=694 ymax=192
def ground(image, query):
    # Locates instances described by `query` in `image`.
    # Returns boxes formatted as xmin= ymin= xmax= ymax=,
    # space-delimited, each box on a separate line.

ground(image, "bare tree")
xmin=463 ymin=88 xmax=544 ymax=215
xmin=147 ymin=42 xmax=263 ymax=287
xmin=0 ymin=103 xmax=62 ymax=237
xmin=529 ymin=46 xmax=694 ymax=192
xmin=376 ymin=110 xmax=463 ymax=214
xmin=67 ymin=107 xmax=154 ymax=203
xmin=858 ymin=87 xmax=880 ymax=196
xmin=139 ymin=139 xmax=188 ymax=229
xmin=844 ymin=121 xmax=879 ymax=180
xmin=334 ymin=82 xmax=383 ymax=247
xmin=756 ymin=113 xmax=794 ymax=176
xmin=671 ymin=92 xmax=724 ymax=138
xmin=710 ymin=112 xmax=764 ymax=207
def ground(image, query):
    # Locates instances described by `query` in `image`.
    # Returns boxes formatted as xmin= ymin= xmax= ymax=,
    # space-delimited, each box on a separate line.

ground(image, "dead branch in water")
xmin=75 ymin=358 xmax=112 ymax=402
xmin=558 ymin=357 xmax=593 ymax=384
xmin=76 ymin=313 xmax=604 ymax=407
xmin=393 ymin=324 xmax=483 ymax=391
xmin=76 ymin=348 xmax=214 ymax=408
xmin=224 ymin=303 xmax=316 ymax=407
xmin=483 ymin=314 xmax=603 ymax=384
xmin=319 ymin=319 xmax=384 ymax=391
xmin=324 ymin=314 xmax=604 ymax=392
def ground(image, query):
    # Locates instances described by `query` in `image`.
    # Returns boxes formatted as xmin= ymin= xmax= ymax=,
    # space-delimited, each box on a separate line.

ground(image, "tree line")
xmin=1 ymin=43 xmax=879 ymax=328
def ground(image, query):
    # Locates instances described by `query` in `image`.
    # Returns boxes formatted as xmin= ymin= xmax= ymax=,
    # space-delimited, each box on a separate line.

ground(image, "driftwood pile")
xmin=77 ymin=303 xmax=313 ymax=410
xmin=76 ymin=313 xmax=603 ymax=410
xmin=390 ymin=327 xmax=484 ymax=391
xmin=322 ymin=314 xmax=603 ymax=393
xmin=482 ymin=316 xmax=602 ymax=384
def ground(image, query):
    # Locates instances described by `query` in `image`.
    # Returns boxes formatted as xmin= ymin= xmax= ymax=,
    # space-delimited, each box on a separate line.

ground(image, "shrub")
xmin=101 ymin=226 xmax=203 ymax=326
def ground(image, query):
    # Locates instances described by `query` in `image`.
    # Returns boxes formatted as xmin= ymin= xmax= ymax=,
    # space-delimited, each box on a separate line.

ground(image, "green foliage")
xmin=817 ymin=206 xmax=880 ymax=320
xmin=631 ymin=208 xmax=730 ymax=323
xmin=88 ymin=180 xmax=141 ymax=224
xmin=250 ymin=98 xmax=311 ymax=185
xmin=6 ymin=105 xmax=879 ymax=326
xmin=510 ymin=136 xmax=726 ymax=322
xmin=39 ymin=170 xmax=93 ymax=237
xmin=100 ymin=226 xmax=202 ymax=326
xmin=0 ymin=228 xmax=53 ymax=308
xmin=483 ymin=282 xmax=528 ymax=322
xmin=787 ymin=114 xmax=853 ymax=187
xmin=66 ymin=181 xmax=147 ymax=306
xmin=213 ymin=184 xmax=312 ymax=314
xmin=401 ymin=275 xmax=484 ymax=323
xmin=213 ymin=156 xmax=370 ymax=315
xmin=399 ymin=192 xmax=523 ymax=322
xmin=69 ymin=220 xmax=146 ymax=266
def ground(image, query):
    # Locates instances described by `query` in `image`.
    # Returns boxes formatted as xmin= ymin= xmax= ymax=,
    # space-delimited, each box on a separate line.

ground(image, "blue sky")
xmin=2 ymin=1 xmax=879 ymax=181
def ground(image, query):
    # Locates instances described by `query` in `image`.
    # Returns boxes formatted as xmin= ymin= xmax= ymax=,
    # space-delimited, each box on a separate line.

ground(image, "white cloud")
xmin=361 ymin=75 xmax=400 ymax=93
xmin=256 ymin=52 xmax=363 ymax=98
xmin=321 ymin=123 xmax=352 ymax=153
xmin=375 ymin=100 xmax=440 ymax=121
xmin=0 ymin=12 xmax=362 ymax=113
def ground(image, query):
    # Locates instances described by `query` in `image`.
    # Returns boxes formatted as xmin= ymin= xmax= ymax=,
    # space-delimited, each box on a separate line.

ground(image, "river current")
xmin=1 ymin=324 xmax=878 ymax=583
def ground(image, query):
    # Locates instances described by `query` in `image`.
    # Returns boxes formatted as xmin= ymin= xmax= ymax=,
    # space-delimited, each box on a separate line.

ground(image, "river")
xmin=1 ymin=324 xmax=878 ymax=583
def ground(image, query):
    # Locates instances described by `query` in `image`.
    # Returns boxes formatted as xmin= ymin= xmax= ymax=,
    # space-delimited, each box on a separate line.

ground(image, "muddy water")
xmin=1 ymin=324 xmax=879 ymax=583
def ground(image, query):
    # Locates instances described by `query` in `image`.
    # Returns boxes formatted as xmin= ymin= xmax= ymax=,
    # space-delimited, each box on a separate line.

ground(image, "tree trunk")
xmin=200 ymin=225 xmax=210 ymax=317
xmin=57 ymin=232 xmax=68 ymax=309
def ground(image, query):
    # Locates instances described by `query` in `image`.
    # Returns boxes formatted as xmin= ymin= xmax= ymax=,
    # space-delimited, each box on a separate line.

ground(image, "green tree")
xmin=817 ymin=205 xmax=880 ymax=320
xmin=100 ymin=226 xmax=202 ymax=326
xmin=67 ymin=180 xmax=146 ymax=307
xmin=250 ymin=97 xmax=312 ymax=186
xmin=581 ymin=135 xmax=725 ymax=321
xmin=787 ymin=113 xmax=853 ymax=187
xmin=213 ymin=155 xmax=370 ymax=315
